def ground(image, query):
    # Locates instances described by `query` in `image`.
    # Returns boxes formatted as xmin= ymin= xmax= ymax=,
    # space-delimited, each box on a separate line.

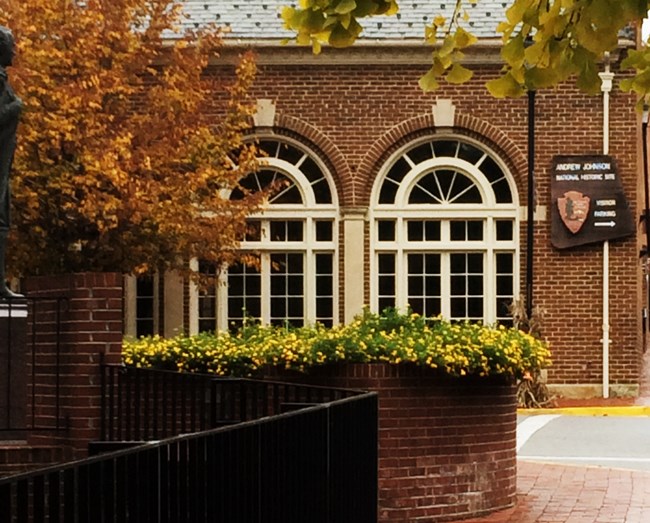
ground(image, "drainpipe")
xmin=599 ymin=55 xmax=614 ymax=398
xmin=642 ymin=105 xmax=649 ymax=354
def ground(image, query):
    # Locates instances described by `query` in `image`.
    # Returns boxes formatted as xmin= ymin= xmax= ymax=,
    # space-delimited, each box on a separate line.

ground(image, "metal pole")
xmin=526 ymin=88 xmax=536 ymax=320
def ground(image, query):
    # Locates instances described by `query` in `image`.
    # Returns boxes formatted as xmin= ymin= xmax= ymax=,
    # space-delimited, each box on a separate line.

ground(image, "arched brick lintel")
xmin=357 ymin=111 xmax=529 ymax=206
xmin=261 ymin=113 xmax=354 ymax=206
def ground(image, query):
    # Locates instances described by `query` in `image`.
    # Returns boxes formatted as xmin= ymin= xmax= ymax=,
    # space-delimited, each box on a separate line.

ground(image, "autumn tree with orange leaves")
xmin=0 ymin=0 xmax=262 ymax=277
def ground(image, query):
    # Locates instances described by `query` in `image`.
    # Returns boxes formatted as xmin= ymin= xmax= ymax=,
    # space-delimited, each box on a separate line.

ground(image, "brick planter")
xmin=270 ymin=363 xmax=517 ymax=522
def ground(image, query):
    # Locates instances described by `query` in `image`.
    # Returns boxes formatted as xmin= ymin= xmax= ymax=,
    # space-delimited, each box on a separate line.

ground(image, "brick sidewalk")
xmin=461 ymin=461 xmax=650 ymax=523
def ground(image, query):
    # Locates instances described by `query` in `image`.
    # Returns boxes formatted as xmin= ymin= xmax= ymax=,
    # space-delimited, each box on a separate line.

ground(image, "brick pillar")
xmin=23 ymin=273 xmax=123 ymax=458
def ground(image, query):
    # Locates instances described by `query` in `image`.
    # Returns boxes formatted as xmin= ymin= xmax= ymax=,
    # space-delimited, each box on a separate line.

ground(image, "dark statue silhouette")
xmin=0 ymin=26 xmax=22 ymax=298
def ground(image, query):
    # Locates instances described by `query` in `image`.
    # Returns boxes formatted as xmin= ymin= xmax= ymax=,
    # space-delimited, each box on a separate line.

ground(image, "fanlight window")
xmin=229 ymin=140 xmax=333 ymax=205
xmin=373 ymin=137 xmax=518 ymax=324
xmin=378 ymin=139 xmax=512 ymax=205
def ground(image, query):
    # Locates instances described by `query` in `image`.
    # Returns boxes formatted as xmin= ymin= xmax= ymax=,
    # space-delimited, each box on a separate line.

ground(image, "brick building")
xmin=124 ymin=1 xmax=644 ymax=398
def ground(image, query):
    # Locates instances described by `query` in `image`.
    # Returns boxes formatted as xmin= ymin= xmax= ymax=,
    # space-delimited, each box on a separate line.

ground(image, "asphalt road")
xmin=517 ymin=414 xmax=650 ymax=471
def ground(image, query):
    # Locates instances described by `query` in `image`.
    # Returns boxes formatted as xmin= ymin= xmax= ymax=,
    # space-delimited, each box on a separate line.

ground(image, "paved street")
xmin=517 ymin=414 xmax=650 ymax=472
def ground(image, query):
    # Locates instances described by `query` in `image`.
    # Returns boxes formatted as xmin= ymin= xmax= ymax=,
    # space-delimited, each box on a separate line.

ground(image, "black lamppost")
xmin=525 ymin=40 xmax=536 ymax=320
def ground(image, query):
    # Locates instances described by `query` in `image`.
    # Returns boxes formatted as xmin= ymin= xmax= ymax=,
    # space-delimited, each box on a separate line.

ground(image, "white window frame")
xmin=190 ymin=135 xmax=340 ymax=333
xmin=369 ymin=135 xmax=520 ymax=323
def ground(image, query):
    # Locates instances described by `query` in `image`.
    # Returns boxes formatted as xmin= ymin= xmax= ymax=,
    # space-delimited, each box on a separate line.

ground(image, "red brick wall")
xmin=208 ymin=56 xmax=641 ymax=387
xmin=273 ymin=363 xmax=517 ymax=522
xmin=22 ymin=273 xmax=123 ymax=458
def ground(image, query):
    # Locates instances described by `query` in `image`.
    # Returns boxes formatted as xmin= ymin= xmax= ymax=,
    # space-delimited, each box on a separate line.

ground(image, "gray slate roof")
xmin=180 ymin=1 xmax=512 ymax=41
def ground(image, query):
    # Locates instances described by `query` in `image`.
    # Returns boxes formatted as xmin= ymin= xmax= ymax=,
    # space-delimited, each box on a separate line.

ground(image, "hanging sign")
xmin=551 ymin=155 xmax=635 ymax=249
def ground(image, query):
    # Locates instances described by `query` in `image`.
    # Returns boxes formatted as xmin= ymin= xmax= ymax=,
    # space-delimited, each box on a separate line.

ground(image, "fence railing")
xmin=99 ymin=364 xmax=360 ymax=443
xmin=0 ymin=388 xmax=379 ymax=523
xmin=0 ymin=297 xmax=67 ymax=435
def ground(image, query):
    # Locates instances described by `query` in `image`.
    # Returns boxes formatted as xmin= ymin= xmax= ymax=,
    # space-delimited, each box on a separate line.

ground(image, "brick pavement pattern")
xmin=462 ymin=461 xmax=650 ymax=523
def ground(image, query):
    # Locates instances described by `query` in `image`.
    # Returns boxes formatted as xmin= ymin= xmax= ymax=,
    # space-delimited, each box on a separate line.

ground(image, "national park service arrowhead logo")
xmin=557 ymin=190 xmax=590 ymax=234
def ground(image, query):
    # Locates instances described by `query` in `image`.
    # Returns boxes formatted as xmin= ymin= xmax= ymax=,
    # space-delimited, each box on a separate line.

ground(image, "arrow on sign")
xmin=594 ymin=221 xmax=616 ymax=227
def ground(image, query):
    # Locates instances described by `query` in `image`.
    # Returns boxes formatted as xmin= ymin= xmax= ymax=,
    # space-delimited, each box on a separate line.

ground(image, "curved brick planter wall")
xmin=271 ymin=363 xmax=517 ymax=522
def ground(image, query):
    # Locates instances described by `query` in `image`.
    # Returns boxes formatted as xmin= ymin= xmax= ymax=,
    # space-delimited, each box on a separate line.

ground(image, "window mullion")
xmin=441 ymin=252 xmax=451 ymax=318
xmin=485 ymin=217 xmax=496 ymax=323
xmin=305 ymin=218 xmax=315 ymax=323
xmin=483 ymin=251 xmax=493 ymax=322
xmin=395 ymin=217 xmax=407 ymax=310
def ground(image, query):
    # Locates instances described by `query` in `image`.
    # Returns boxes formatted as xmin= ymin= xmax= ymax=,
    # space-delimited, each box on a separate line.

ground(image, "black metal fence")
xmin=0 ymin=388 xmax=378 ymax=523
xmin=0 ymin=297 xmax=66 ymax=435
xmin=99 ymin=364 xmax=361 ymax=443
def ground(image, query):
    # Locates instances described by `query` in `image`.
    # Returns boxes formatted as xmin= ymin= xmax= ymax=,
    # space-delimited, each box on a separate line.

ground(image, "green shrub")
xmin=122 ymin=308 xmax=551 ymax=379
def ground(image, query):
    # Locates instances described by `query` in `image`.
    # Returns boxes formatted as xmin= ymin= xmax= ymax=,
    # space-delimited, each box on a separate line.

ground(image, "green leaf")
xmin=570 ymin=45 xmax=601 ymax=94
xmin=303 ymin=9 xmax=327 ymax=32
xmin=281 ymin=6 xmax=299 ymax=29
xmin=623 ymin=70 xmax=650 ymax=96
xmin=505 ymin=0 xmax=530 ymax=25
xmin=446 ymin=63 xmax=473 ymax=84
xmin=352 ymin=0 xmax=379 ymax=17
xmin=296 ymin=32 xmax=312 ymax=45
xmin=486 ymin=72 xmax=526 ymax=98
xmin=525 ymin=67 xmax=560 ymax=90
xmin=496 ymin=21 xmax=512 ymax=37
xmin=622 ymin=48 xmax=650 ymax=70
xmin=574 ymin=7 xmax=618 ymax=54
xmin=425 ymin=24 xmax=438 ymax=45
xmin=576 ymin=60 xmax=602 ymax=95
xmin=590 ymin=0 xmax=623 ymax=29
xmin=454 ymin=26 xmax=477 ymax=48
xmin=635 ymin=71 xmax=650 ymax=92
xmin=438 ymin=35 xmax=456 ymax=58
xmin=524 ymin=40 xmax=549 ymax=68
xmin=622 ymin=0 xmax=649 ymax=20
xmin=296 ymin=32 xmax=313 ymax=45
xmin=510 ymin=63 xmax=525 ymax=84
xmin=418 ymin=68 xmax=439 ymax=92
xmin=334 ymin=0 xmax=357 ymax=14
xmin=501 ymin=35 xmax=524 ymax=68
xmin=379 ymin=0 xmax=399 ymax=15
xmin=547 ymin=39 xmax=575 ymax=81
xmin=329 ymin=19 xmax=362 ymax=47
xmin=619 ymin=77 xmax=634 ymax=93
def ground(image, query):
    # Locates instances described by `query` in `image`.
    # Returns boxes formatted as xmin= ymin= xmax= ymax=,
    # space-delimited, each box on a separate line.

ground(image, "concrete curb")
xmin=518 ymin=406 xmax=650 ymax=416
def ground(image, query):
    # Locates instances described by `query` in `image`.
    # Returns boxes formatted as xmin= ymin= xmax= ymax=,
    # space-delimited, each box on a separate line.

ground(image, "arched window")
xmin=371 ymin=137 xmax=519 ymax=324
xmin=196 ymin=137 xmax=339 ymax=331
